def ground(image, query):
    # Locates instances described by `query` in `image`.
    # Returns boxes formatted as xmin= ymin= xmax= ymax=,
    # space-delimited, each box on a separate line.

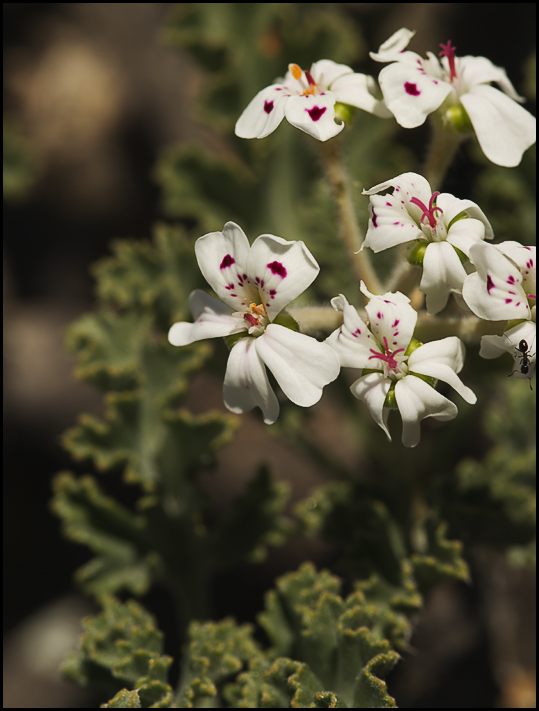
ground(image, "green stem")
xmin=318 ymin=138 xmax=383 ymax=297
xmin=423 ymin=119 xmax=464 ymax=191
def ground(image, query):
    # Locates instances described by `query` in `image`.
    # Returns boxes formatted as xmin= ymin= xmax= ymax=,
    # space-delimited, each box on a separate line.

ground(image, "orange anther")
xmin=288 ymin=63 xmax=303 ymax=80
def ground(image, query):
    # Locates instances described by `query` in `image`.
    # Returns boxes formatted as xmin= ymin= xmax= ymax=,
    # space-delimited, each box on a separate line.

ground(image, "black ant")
xmin=505 ymin=335 xmax=535 ymax=390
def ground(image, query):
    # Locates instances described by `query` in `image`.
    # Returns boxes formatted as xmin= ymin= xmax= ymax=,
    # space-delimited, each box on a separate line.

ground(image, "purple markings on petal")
xmin=392 ymin=320 xmax=400 ymax=328
xmin=306 ymin=106 xmax=326 ymax=122
xmin=404 ymin=82 xmax=421 ymax=96
xmin=264 ymin=100 xmax=274 ymax=114
xmin=507 ymin=275 xmax=515 ymax=285
xmin=352 ymin=328 xmax=361 ymax=338
xmin=377 ymin=312 xmax=383 ymax=320
xmin=220 ymin=254 xmax=235 ymax=269
xmin=505 ymin=298 xmax=513 ymax=304
xmin=269 ymin=289 xmax=276 ymax=299
xmin=372 ymin=210 xmax=378 ymax=228
xmin=486 ymin=275 xmax=495 ymax=294
xmin=225 ymin=283 xmax=235 ymax=291
xmin=267 ymin=261 xmax=287 ymax=278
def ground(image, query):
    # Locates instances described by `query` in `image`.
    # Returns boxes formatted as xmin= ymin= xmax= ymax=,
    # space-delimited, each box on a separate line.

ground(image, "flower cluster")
xmin=370 ymin=28 xmax=536 ymax=167
xmin=169 ymin=28 xmax=535 ymax=447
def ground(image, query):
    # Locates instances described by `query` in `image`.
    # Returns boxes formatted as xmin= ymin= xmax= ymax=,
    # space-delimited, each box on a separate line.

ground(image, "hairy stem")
xmin=290 ymin=304 xmax=506 ymax=344
xmin=318 ymin=138 xmax=383 ymax=297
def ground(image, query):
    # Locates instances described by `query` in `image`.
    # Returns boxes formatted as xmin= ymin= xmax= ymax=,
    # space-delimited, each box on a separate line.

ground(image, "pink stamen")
xmin=368 ymin=336 xmax=405 ymax=370
xmin=410 ymin=192 xmax=442 ymax=229
xmin=439 ymin=40 xmax=458 ymax=82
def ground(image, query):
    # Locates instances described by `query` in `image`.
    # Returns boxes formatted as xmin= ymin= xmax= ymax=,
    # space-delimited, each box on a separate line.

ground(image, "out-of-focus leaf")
xmin=62 ymin=598 xmax=173 ymax=708
xmin=51 ymin=472 xmax=155 ymax=597
xmin=3 ymin=118 xmax=39 ymax=200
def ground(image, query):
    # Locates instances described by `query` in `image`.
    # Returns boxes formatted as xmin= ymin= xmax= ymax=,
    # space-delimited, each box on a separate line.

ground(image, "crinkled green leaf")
xmin=62 ymin=598 xmax=173 ymax=708
xmin=92 ymin=223 xmax=203 ymax=329
xmin=212 ymin=465 xmax=293 ymax=565
xmin=102 ymin=688 xmax=141 ymax=708
xmin=257 ymin=563 xmax=398 ymax=708
xmin=176 ymin=618 xmax=260 ymax=708
xmin=51 ymin=472 xmax=155 ymax=597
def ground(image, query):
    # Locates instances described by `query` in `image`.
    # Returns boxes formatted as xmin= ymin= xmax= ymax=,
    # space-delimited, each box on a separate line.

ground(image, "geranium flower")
xmin=362 ymin=172 xmax=493 ymax=314
xmin=168 ymin=222 xmax=340 ymax=424
xmin=462 ymin=241 xmax=536 ymax=380
xmin=371 ymin=28 xmax=536 ymax=167
xmin=235 ymin=59 xmax=390 ymax=142
xmin=326 ymin=284 xmax=476 ymax=447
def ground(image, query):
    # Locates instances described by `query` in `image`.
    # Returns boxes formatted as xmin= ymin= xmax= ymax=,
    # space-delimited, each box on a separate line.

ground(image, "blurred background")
xmin=3 ymin=3 xmax=536 ymax=707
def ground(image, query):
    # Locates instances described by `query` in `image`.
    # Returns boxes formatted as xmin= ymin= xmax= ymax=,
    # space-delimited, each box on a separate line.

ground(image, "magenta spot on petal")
xmin=230 ymin=293 xmax=237 ymax=297
xmin=486 ymin=275 xmax=495 ymax=293
xmin=267 ymin=261 xmax=287 ymax=278
xmin=220 ymin=254 xmax=235 ymax=269
xmin=505 ymin=298 xmax=512 ymax=304
xmin=386 ymin=201 xmax=392 ymax=206
xmin=306 ymin=106 xmax=327 ymax=122
xmin=377 ymin=312 xmax=383 ymax=319
xmin=352 ymin=328 xmax=361 ymax=338
xmin=264 ymin=100 xmax=274 ymax=114
xmin=507 ymin=275 xmax=515 ymax=284
xmin=392 ymin=320 xmax=399 ymax=327
xmin=404 ymin=82 xmax=421 ymax=96
xmin=372 ymin=210 xmax=378 ymax=228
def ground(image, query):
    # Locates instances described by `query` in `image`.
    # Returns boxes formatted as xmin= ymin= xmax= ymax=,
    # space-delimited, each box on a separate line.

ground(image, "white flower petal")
xmin=331 ymin=72 xmax=392 ymax=118
xmin=255 ymin=324 xmax=340 ymax=407
xmin=310 ymin=59 xmax=353 ymax=88
xmin=370 ymin=28 xmax=416 ymax=63
xmin=460 ymin=84 xmax=536 ymax=167
xmin=394 ymin=376 xmax=458 ymax=448
xmin=363 ymin=194 xmax=422 ymax=252
xmin=223 ymin=337 xmax=280 ymax=425
xmin=445 ymin=217 xmax=488 ymax=256
xmin=365 ymin=293 xmax=417 ymax=353
xmin=284 ymin=93 xmax=344 ymax=141
xmin=408 ymin=337 xmax=476 ymax=404
xmin=248 ymin=234 xmax=319 ymax=322
xmin=494 ymin=243 xmax=536 ymax=297
xmin=437 ymin=193 xmax=494 ymax=243
xmin=326 ymin=294 xmax=375 ymax=368
xmin=459 ymin=56 xmax=525 ymax=102
xmin=463 ymin=242 xmax=530 ymax=320
xmin=195 ymin=222 xmax=259 ymax=311
xmin=168 ymin=290 xmax=245 ymax=345
xmin=350 ymin=372 xmax=392 ymax=441
xmin=478 ymin=334 xmax=507 ymax=359
xmin=378 ymin=61 xmax=452 ymax=128
xmin=235 ymin=85 xmax=289 ymax=139
xmin=421 ymin=242 xmax=468 ymax=315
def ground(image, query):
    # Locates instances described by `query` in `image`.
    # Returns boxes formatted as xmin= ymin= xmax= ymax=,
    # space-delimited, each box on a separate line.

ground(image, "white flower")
xmin=371 ymin=28 xmax=536 ymax=167
xmin=168 ymin=222 xmax=340 ymax=424
xmin=362 ymin=172 xmax=493 ymax=315
xmin=326 ymin=284 xmax=476 ymax=447
xmin=235 ymin=59 xmax=390 ymax=142
xmin=462 ymin=241 xmax=536 ymax=380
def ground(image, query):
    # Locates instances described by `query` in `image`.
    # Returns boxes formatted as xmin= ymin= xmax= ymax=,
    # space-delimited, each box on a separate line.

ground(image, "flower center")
xmin=439 ymin=40 xmax=458 ymax=83
xmin=368 ymin=336 xmax=407 ymax=378
xmin=242 ymin=302 xmax=268 ymax=331
xmin=410 ymin=191 xmax=443 ymax=230
xmin=289 ymin=63 xmax=318 ymax=95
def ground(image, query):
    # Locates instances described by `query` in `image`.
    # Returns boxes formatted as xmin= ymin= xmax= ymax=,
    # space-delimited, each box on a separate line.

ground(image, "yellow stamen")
xmin=289 ymin=63 xmax=303 ymax=81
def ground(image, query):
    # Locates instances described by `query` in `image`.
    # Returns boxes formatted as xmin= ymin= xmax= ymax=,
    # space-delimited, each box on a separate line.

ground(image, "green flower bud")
xmin=444 ymin=104 xmax=473 ymax=133
xmin=407 ymin=241 xmax=427 ymax=267
xmin=334 ymin=102 xmax=356 ymax=126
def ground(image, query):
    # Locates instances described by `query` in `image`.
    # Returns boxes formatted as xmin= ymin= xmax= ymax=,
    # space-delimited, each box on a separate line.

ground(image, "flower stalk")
xmin=318 ymin=138 xmax=383 ymax=298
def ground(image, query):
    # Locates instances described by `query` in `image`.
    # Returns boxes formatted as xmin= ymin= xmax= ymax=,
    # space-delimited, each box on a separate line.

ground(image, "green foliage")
xmin=443 ymin=380 xmax=536 ymax=553
xmin=62 ymin=598 xmax=174 ymax=708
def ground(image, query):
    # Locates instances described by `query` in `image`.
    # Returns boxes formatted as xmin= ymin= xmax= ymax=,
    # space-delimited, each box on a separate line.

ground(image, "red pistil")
xmin=439 ymin=40 xmax=458 ymax=82
xmin=304 ymin=70 xmax=316 ymax=87
xmin=410 ymin=192 xmax=442 ymax=229
xmin=369 ymin=336 xmax=405 ymax=371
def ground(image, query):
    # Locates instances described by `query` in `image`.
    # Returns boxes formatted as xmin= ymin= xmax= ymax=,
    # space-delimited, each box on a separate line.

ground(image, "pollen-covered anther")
xmin=288 ymin=62 xmax=318 ymax=95
xmin=243 ymin=302 xmax=267 ymax=328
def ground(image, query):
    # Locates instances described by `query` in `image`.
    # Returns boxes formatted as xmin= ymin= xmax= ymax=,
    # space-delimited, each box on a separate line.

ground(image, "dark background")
xmin=3 ymin=4 xmax=536 ymax=707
